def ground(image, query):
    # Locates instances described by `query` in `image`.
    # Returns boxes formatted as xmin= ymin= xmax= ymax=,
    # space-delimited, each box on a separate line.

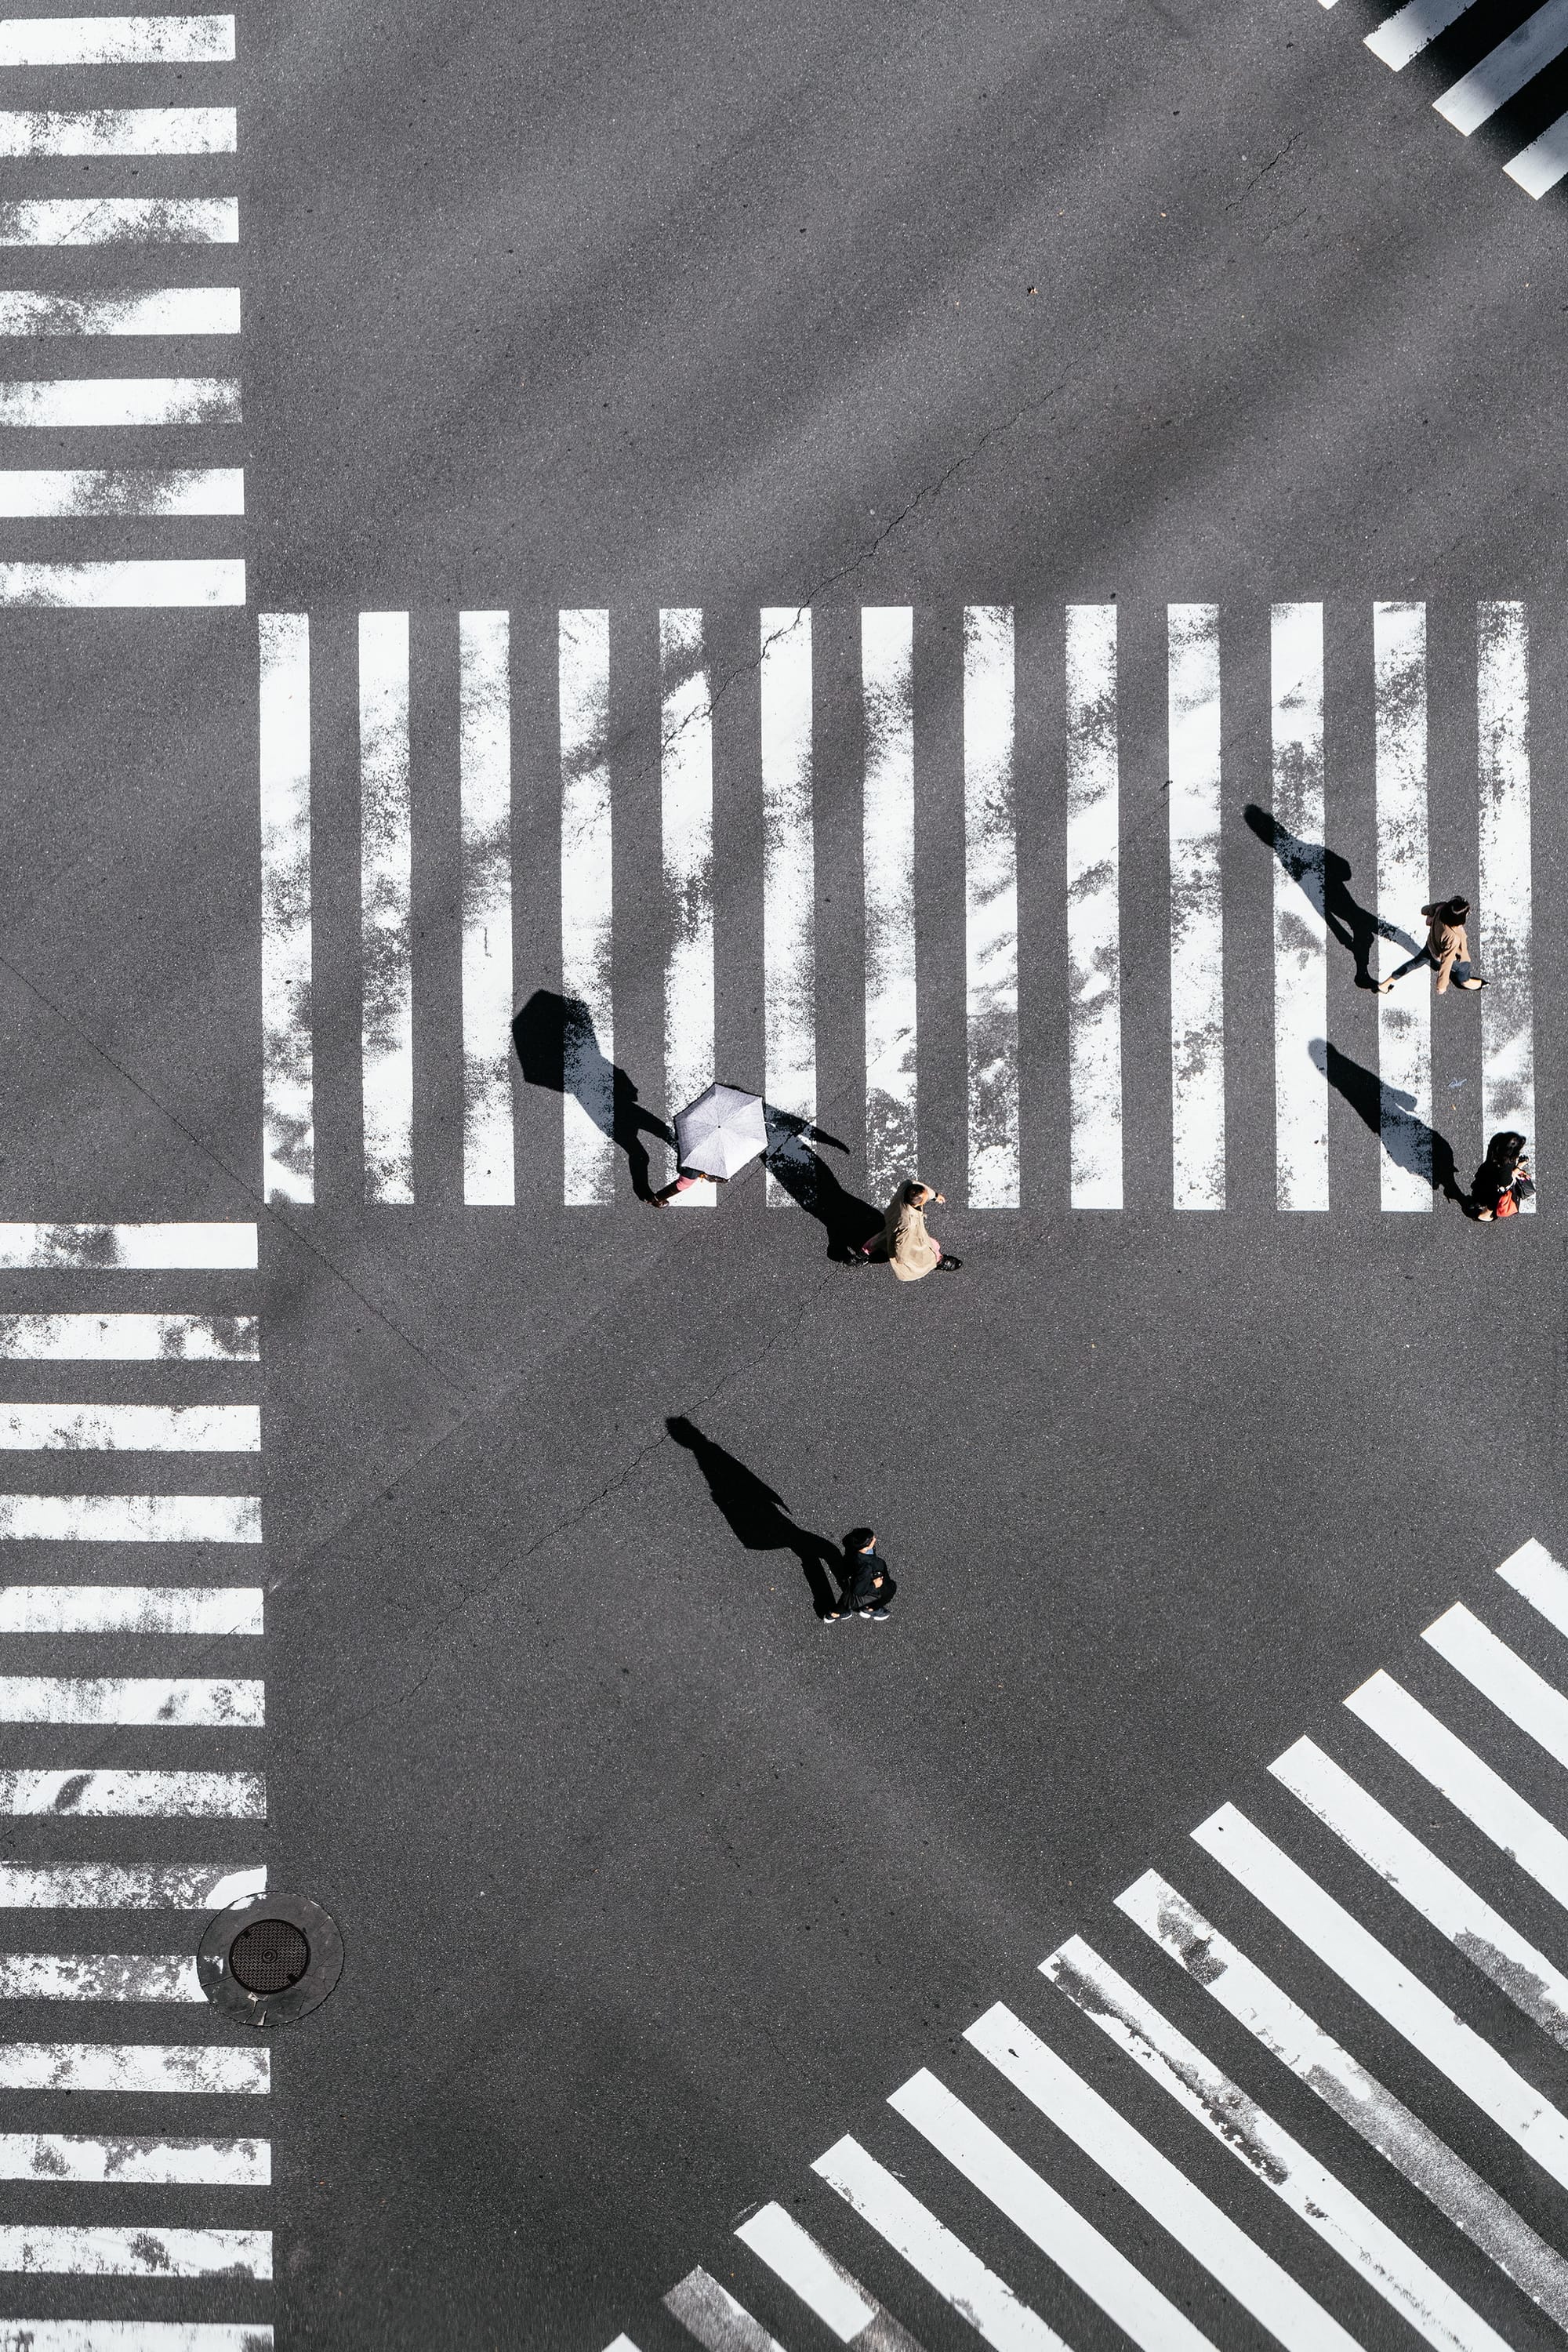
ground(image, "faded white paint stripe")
xmin=0 ymin=1313 xmax=258 ymax=1360
xmin=459 ymin=611 xmax=514 ymax=1206
xmin=0 ymin=1863 xmax=263 ymax=1907
xmin=1348 ymin=1668 xmax=1568 ymax=1907
xmin=0 ymin=1403 xmax=258 ymax=1451
xmin=0 ymin=109 xmax=234 ymax=156
xmin=862 ymin=607 xmax=917 ymax=1196
xmin=0 ymin=1954 xmax=202 ymax=2000
xmin=1047 ymin=1934 xmax=1513 ymax=2352
xmin=891 ymin=2067 xmax=1217 ymax=2352
xmin=0 ymin=561 xmax=245 ymax=607
xmin=559 ymin=609 xmax=615 ymax=1207
xmin=734 ymin=2203 xmax=877 ymax=2341
xmin=0 ymin=2133 xmax=267 ymax=2184
xmin=1498 ymin=1536 xmax=1568 ymax=1638
xmin=1066 ymin=604 xmax=1120 ymax=1210
xmin=1167 ymin=604 xmax=1224 ymax=1209
xmin=1272 ymin=604 xmax=1328 ymax=1210
xmin=0 ymin=198 xmax=238 ymax=245
xmin=0 ymin=2044 xmax=267 ymax=2092
xmin=761 ymin=607 xmax=815 ymax=1205
xmin=0 ymin=1224 xmax=255 ymax=1269
xmin=1118 ymin=1870 xmax=1568 ymax=2333
xmin=0 ymin=2331 xmax=270 ymax=2352
xmin=1374 ymin=603 xmax=1432 ymax=1209
xmin=0 ymin=1679 xmax=263 ymax=1726
xmin=1425 ymin=1602 xmax=1568 ymax=1765
xmin=361 ymin=611 xmax=413 ymax=1203
xmin=0 ymin=290 xmax=239 ymax=337
xmin=967 ymin=2002 xmax=1359 ymax=2352
xmin=1273 ymin=1736 xmax=1568 ymax=2047
xmin=0 ymin=1770 xmax=263 ymax=1817
xmin=664 ymin=2267 xmax=786 ymax=2352
xmin=1506 ymin=112 xmax=1568 ymax=198
xmin=259 ymin=611 xmax=313 ymax=1203
xmin=966 ymin=607 xmax=1019 ymax=1208
xmin=1193 ymin=1802 xmax=1568 ymax=2193
xmin=1436 ymin=2 xmax=1568 ymax=133
xmin=0 ymin=379 xmax=238 ymax=428
xmin=662 ymin=609 xmax=716 ymax=1205
xmin=0 ymin=16 xmax=236 ymax=64
xmin=815 ymin=2132 xmax=1066 ymax=2352
xmin=0 ymin=1495 xmax=260 ymax=1543
xmin=0 ymin=467 xmax=242 ymax=517
xmin=0 ymin=2227 xmax=270 ymax=2279
xmin=0 ymin=1588 xmax=263 ymax=1634
xmin=1367 ymin=0 xmax=1473 ymax=69
xmin=1477 ymin=603 xmax=1534 ymax=1203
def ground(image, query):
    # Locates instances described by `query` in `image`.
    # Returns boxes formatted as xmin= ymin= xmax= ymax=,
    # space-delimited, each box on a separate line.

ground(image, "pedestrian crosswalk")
xmin=0 ymin=12 xmax=245 ymax=606
xmin=1320 ymin=0 xmax=1568 ymax=201
xmin=0 ymin=1220 xmax=272 ymax=2348
xmin=607 ymin=1536 xmax=1568 ymax=2352
xmin=258 ymin=603 xmax=1541 ymax=1217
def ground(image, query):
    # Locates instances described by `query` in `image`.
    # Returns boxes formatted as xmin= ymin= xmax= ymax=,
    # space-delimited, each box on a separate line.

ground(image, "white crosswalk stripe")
xmin=0 ymin=13 xmax=244 ymax=598
xmin=1327 ymin=1 xmax=1568 ymax=200
xmin=611 ymin=1537 xmax=1568 ymax=2350
xmin=263 ymin=604 xmax=1543 ymax=1218
xmin=0 ymin=1224 xmax=271 ymax=2347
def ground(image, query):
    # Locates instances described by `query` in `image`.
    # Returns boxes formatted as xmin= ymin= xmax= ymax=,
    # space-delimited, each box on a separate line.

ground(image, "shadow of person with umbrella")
xmin=511 ymin=990 xmax=672 ymax=1201
xmin=666 ymin=1416 xmax=845 ymax=1618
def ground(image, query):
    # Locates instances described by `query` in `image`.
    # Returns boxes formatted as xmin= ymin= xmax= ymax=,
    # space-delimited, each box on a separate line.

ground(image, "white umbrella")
xmin=673 ymin=1083 xmax=769 ymax=1180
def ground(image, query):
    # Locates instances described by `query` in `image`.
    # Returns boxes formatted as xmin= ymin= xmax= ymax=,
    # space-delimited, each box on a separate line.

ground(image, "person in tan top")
xmin=1377 ymin=896 xmax=1486 ymax=995
xmin=859 ymin=1180 xmax=961 ymax=1279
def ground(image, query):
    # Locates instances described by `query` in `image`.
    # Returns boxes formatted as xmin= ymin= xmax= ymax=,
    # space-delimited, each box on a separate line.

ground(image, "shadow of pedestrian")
xmin=763 ymin=1107 xmax=882 ymax=1260
xmin=1246 ymin=804 xmax=1411 ymax=989
xmin=666 ymin=1416 xmax=845 ymax=1617
xmin=511 ymin=989 xmax=673 ymax=1202
xmin=1308 ymin=1038 xmax=1468 ymax=1210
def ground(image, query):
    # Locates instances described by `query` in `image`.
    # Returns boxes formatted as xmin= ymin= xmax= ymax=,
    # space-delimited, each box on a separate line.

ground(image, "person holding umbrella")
xmin=650 ymin=1083 xmax=769 ymax=1204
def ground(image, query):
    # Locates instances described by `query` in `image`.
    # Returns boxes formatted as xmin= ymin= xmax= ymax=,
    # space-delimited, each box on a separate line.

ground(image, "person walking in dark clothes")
xmin=826 ymin=1528 xmax=897 ymax=1622
xmin=1473 ymin=1131 xmax=1534 ymax=1221
xmin=1377 ymin=897 xmax=1486 ymax=995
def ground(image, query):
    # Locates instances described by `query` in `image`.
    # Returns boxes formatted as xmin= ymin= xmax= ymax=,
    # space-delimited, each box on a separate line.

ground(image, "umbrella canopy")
xmin=673 ymin=1083 xmax=768 ymax=1180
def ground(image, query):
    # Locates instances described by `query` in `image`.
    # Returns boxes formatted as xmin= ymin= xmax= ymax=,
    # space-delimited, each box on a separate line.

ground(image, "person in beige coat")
xmin=859 ymin=1180 xmax=961 ymax=1279
xmin=1377 ymin=896 xmax=1486 ymax=996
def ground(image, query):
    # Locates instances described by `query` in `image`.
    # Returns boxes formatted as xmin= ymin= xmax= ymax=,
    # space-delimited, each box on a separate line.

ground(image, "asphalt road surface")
xmin=0 ymin=1 xmax=1566 ymax=2348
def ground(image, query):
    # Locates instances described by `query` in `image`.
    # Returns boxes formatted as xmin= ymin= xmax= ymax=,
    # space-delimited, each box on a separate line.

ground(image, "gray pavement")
xmin=0 ymin=1 xmax=1565 ymax=2347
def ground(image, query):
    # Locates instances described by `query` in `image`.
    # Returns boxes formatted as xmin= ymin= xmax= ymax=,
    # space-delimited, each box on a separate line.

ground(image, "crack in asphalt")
xmin=1225 ymin=132 xmax=1299 ymax=209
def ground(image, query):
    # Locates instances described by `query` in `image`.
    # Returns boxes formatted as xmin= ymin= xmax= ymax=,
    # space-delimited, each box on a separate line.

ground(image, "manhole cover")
xmin=229 ymin=1918 xmax=310 ymax=1994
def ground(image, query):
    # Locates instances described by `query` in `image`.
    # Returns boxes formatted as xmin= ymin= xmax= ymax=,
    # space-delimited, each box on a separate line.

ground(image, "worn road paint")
xmin=1476 ymin=602 xmax=1534 ymax=1197
xmin=0 ymin=1313 xmax=257 ymax=1359
xmin=1046 ymin=1934 xmax=1512 ymax=2352
xmin=0 ymin=466 xmax=242 ymax=515
xmin=661 ymin=610 xmax=716 ymax=1204
xmin=0 ymin=1494 xmax=260 ymax=1542
xmin=459 ymin=611 xmax=514 ymax=1205
xmin=1272 ymin=604 xmax=1328 ymax=1210
xmin=1120 ymin=1868 xmax=1568 ymax=2330
xmin=259 ymin=612 xmax=313 ymax=1202
xmin=1374 ymin=602 xmax=1432 ymax=1208
xmin=734 ymin=2203 xmax=880 ymax=2341
xmin=964 ymin=607 xmax=1019 ymax=1209
xmin=0 ymin=560 xmax=244 ymax=605
xmin=0 ymin=289 xmax=239 ymax=335
xmin=0 ymin=1678 xmax=263 ymax=1726
xmin=0 ymin=16 xmax=237 ymax=64
xmin=0 ymin=1770 xmax=265 ymax=1817
xmin=861 ymin=607 xmax=917 ymax=1200
xmin=360 ymin=612 xmax=414 ymax=1202
xmin=0 ymin=2132 xmax=268 ymax=2184
xmin=0 ymin=1403 xmax=259 ymax=1451
xmin=0 ymin=1224 xmax=256 ymax=1269
xmin=0 ymin=197 xmax=237 ymax=243
xmin=1066 ymin=604 xmax=1121 ymax=1210
xmin=760 ymin=608 xmax=816 ymax=1206
xmin=0 ymin=377 xmax=238 ymax=426
xmin=0 ymin=2043 xmax=268 ymax=2092
xmin=559 ymin=609 xmax=615 ymax=1206
xmin=0 ymin=107 xmax=236 ymax=155
xmin=664 ymin=2267 xmax=786 ymax=2352
xmin=0 ymin=1952 xmax=204 ymax=1999
xmin=1167 ymin=605 xmax=1224 ymax=1210
xmin=0 ymin=2226 xmax=271 ymax=2278
xmin=0 ymin=1862 xmax=263 ymax=1907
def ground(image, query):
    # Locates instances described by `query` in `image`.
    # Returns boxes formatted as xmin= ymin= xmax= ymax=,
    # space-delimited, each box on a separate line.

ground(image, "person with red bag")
xmin=1473 ymin=1131 xmax=1534 ymax=1221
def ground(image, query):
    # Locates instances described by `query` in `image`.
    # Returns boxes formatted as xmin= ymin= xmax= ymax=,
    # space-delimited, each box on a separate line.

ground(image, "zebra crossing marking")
xmin=1325 ymin=1 xmax=1568 ymax=199
xmin=0 ymin=14 xmax=244 ymax=601
xmin=263 ymin=605 xmax=1539 ymax=1216
xmin=628 ymin=1539 xmax=1568 ymax=2352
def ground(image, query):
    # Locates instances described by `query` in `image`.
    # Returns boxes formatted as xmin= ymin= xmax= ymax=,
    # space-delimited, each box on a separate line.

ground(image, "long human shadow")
xmin=1308 ymin=1038 xmax=1468 ymax=1209
xmin=666 ymin=1417 xmax=844 ymax=1617
xmin=1245 ymin=804 xmax=1413 ymax=989
xmin=511 ymin=990 xmax=673 ymax=1201
xmin=763 ymin=1107 xmax=882 ymax=1260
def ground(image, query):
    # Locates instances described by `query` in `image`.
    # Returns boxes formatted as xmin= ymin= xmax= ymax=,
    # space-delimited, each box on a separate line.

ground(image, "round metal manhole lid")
xmin=228 ymin=1918 xmax=310 ymax=1994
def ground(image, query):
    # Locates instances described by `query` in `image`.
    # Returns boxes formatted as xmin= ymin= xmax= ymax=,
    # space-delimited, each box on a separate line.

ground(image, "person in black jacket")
xmin=826 ymin=1529 xmax=897 ymax=1622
